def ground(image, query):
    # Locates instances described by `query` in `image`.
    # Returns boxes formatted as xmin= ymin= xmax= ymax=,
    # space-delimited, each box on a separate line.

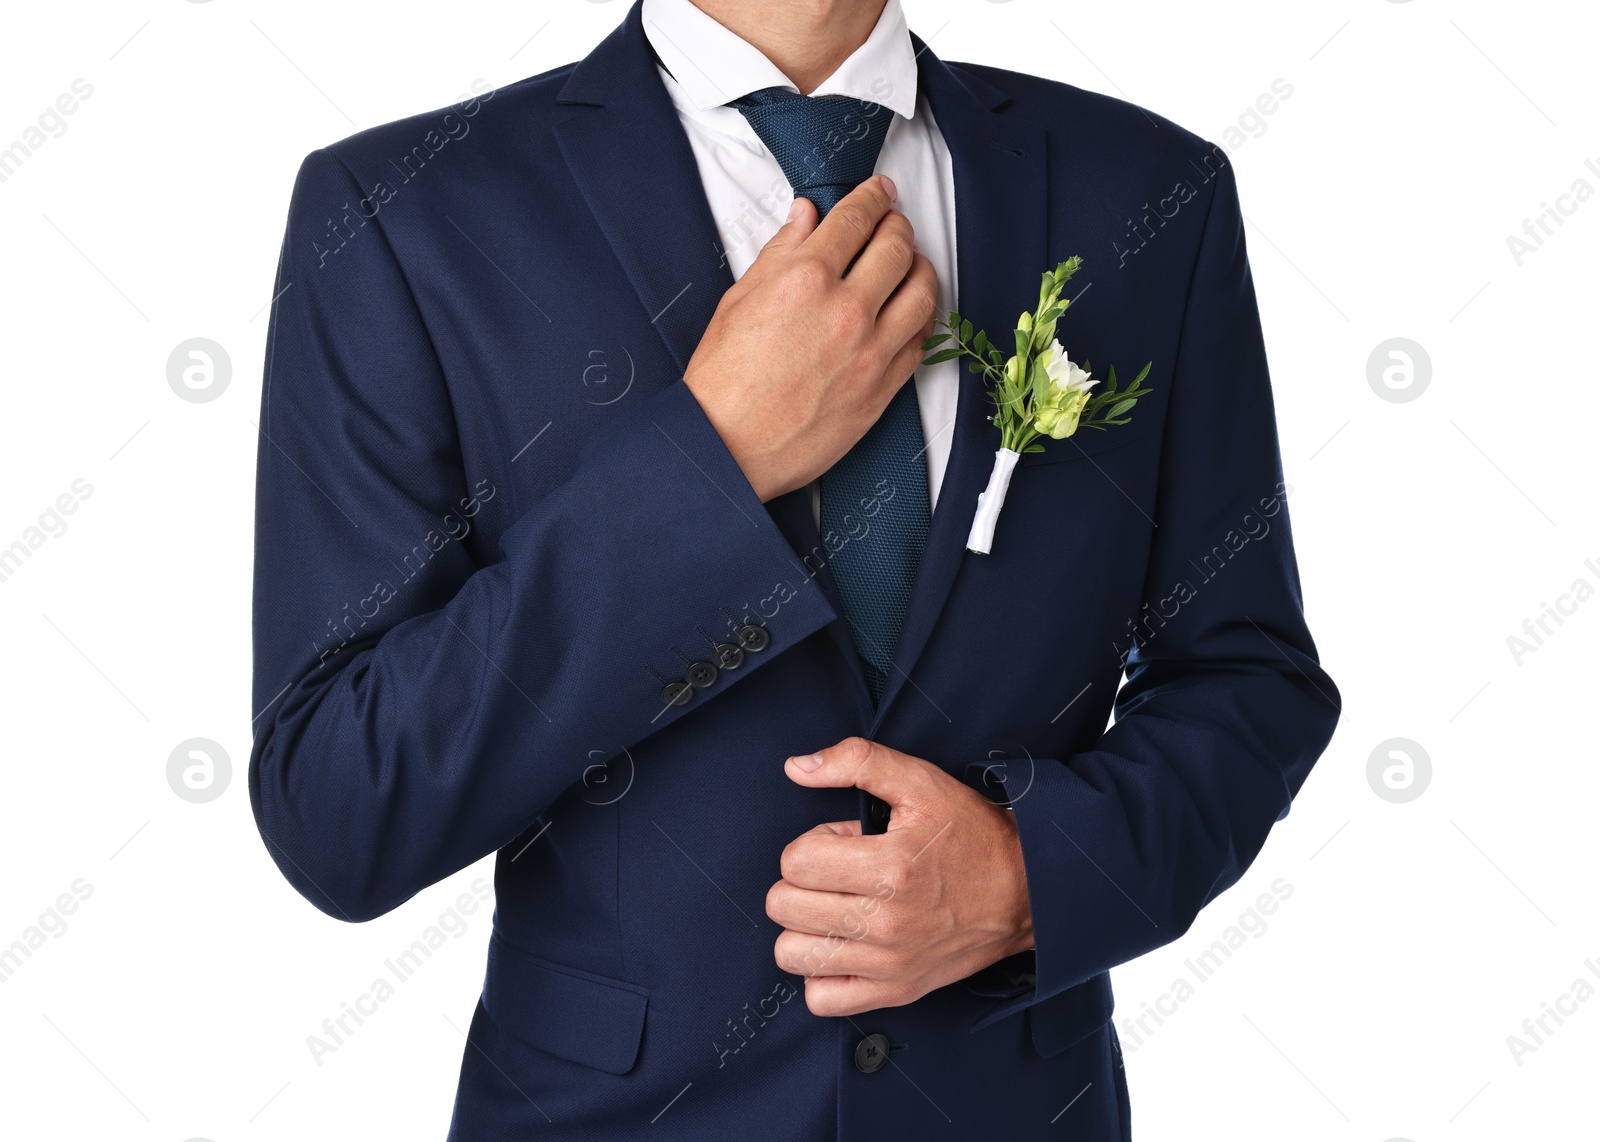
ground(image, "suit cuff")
xmin=498 ymin=377 xmax=836 ymax=735
xmin=964 ymin=755 xmax=1143 ymax=1019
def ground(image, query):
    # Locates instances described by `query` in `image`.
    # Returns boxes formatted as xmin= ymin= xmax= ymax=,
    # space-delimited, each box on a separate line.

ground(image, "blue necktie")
xmin=730 ymin=88 xmax=931 ymax=703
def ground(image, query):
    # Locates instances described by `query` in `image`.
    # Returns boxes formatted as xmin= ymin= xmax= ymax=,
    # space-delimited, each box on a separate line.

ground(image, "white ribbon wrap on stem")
xmin=966 ymin=447 xmax=1021 ymax=555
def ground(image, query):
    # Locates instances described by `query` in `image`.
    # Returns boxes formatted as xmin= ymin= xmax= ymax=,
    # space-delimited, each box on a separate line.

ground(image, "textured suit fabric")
xmin=248 ymin=2 xmax=1339 ymax=1138
xmin=730 ymin=88 xmax=930 ymax=701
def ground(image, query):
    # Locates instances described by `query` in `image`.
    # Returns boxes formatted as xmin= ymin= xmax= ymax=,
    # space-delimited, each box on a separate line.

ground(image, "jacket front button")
xmin=661 ymin=681 xmax=693 ymax=707
xmin=853 ymin=1033 xmax=890 ymax=1074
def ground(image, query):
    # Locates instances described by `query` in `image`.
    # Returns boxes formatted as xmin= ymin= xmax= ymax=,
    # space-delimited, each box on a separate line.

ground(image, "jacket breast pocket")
xmin=481 ymin=932 xmax=649 ymax=1075
xmin=1018 ymin=425 xmax=1151 ymax=468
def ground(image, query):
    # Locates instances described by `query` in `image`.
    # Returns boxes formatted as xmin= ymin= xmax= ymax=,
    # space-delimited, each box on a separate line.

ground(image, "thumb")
xmin=746 ymin=195 xmax=817 ymax=273
xmin=785 ymin=737 xmax=934 ymax=813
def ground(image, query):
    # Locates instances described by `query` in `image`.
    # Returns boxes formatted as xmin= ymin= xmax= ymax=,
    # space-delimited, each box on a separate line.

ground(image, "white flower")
xmin=1032 ymin=340 xmax=1098 ymax=440
xmin=1040 ymin=339 xmax=1096 ymax=397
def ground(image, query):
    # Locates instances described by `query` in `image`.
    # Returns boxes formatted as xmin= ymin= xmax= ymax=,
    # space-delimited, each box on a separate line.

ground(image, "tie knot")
xmin=728 ymin=87 xmax=894 ymax=218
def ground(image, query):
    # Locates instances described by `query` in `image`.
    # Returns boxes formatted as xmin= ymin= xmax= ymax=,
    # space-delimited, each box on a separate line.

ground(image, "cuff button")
xmin=712 ymin=643 xmax=745 ymax=670
xmin=661 ymin=681 xmax=693 ymax=707
xmin=736 ymin=624 xmax=770 ymax=653
xmin=685 ymin=661 xmax=718 ymax=689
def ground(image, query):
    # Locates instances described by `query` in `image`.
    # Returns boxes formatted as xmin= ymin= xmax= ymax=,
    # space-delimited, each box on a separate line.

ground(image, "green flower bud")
xmin=1035 ymin=388 xmax=1091 ymax=439
xmin=1031 ymin=340 xmax=1097 ymax=439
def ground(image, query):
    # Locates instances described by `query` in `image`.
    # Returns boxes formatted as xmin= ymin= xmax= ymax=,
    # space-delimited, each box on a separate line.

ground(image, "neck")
xmin=688 ymin=0 xmax=887 ymax=94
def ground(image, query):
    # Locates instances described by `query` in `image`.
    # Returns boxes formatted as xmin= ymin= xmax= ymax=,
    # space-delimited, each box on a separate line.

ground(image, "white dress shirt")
xmin=641 ymin=0 xmax=960 ymax=520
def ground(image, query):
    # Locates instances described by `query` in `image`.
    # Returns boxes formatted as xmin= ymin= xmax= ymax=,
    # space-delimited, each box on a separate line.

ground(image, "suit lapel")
xmin=553 ymin=5 xmax=869 ymax=707
xmin=550 ymin=10 xmax=1045 ymax=727
xmin=551 ymin=3 xmax=732 ymax=377
xmin=871 ymin=44 xmax=1048 ymax=727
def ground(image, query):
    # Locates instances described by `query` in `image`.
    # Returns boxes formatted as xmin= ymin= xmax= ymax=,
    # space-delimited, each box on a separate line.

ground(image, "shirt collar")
xmin=640 ymin=0 xmax=918 ymax=119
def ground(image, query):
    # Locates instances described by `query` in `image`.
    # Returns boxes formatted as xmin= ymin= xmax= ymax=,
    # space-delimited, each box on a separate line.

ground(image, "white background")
xmin=2 ymin=1 xmax=1596 ymax=1139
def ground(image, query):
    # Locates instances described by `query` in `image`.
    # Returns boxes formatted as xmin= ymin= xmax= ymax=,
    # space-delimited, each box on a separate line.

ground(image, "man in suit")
xmin=249 ymin=0 xmax=1339 ymax=1137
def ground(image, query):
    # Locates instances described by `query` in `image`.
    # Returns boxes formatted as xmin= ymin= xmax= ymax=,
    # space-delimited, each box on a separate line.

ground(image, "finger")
xmin=785 ymin=736 xmax=941 ymax=815
xmin=866 ymin=313 xmax=935 ymax=417
xmin=801 ymin=819 xmax=864 ymax=839
xmin=803 ymin=974 xmax=912 ymax=1017
xmin=743 ymin=195 xmax=819 ymax=280
xmin=873 ymin=250 xmax=939 ymax=355
xmin=766 ymin=880 xmax=881 ymax=938
xmin=841 ymin=209 xmax=915 ymax=310
xmin=805 ymin=175 xmax=897 ymax=279
xmin=871 ymin=334 xmax=930 ymax=418
xmin=779 ymin=829 xmax=888 ymax=895
xmin=775 ymin=928 xmax=897 ymax=981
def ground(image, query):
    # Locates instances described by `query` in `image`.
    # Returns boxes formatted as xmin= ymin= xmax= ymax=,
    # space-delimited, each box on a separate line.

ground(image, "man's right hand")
xmin=682 ymin=175 xmax=939 ymax=503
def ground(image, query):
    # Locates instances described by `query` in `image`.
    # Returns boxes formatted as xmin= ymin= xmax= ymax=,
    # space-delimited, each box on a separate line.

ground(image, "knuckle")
xmin=773 ymin=932 xmax=799 ymax=972
xmin=880 ymin=210 xmax=914 ymax=244
xmin=841 ymin=735 xmax=883 ymax=780
xmin=870 ymin=907 xmax=905 ymax=944
xmin=803 ymin=981 xmax=831 ymax=1016
xmin=876 ymin=232 xmax=914 ymax=271
xmin=840 ymin=736 xmax=874 ymax=763
xmin=834 ymin=201 xmax=874 ymax=242
xmin=791 ymin=254 xmax=832 ymax=294
xmin=849 ymin=346 xmax=882 ymax=386
xmin=778 ymin=841 xmax=804 ymax=882
xmin=907 ymin=283 xmax=937 ymax=323
xmin=828 ymin=298 xmax=869 ymax=345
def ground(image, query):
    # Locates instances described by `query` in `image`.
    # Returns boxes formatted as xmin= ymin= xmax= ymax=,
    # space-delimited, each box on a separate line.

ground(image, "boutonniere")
xmin=921 ymin=257 xmax=1153 ymax=554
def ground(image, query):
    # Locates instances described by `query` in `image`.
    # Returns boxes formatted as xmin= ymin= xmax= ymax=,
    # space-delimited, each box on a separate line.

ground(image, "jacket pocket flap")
xmin=482 ymin=934 xmax=649 ymax=1075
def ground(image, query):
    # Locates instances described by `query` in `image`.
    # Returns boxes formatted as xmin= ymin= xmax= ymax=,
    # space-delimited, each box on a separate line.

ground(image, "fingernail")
xmin=878 ymin=174 xmax=897 ymax=203
xmin=790 ymin=753 xmax=823 ymax=772
xmin=786 ymin=198 xmax=804 ymax=222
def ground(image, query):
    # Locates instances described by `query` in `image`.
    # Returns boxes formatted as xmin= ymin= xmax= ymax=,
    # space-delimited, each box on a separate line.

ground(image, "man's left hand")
xmin=767 ymin=737 xmax=1036 ymax=1017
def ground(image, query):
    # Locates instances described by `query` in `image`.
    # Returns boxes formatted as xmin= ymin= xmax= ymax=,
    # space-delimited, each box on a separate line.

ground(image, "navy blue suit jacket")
xmin=250 ymin=4 xmax=1338 ymax=1138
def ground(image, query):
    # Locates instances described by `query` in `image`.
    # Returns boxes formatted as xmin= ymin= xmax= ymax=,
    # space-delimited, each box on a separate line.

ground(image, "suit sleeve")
xmin=248 ymin=148 xmax=835 ymax=922
xmin=998 ymin=157 xmax=1339 ymax=1006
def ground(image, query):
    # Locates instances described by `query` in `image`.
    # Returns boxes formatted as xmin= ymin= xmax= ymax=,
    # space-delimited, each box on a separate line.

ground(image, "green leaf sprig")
xmin=920 ymin=257 xmax=1153 ymax=454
